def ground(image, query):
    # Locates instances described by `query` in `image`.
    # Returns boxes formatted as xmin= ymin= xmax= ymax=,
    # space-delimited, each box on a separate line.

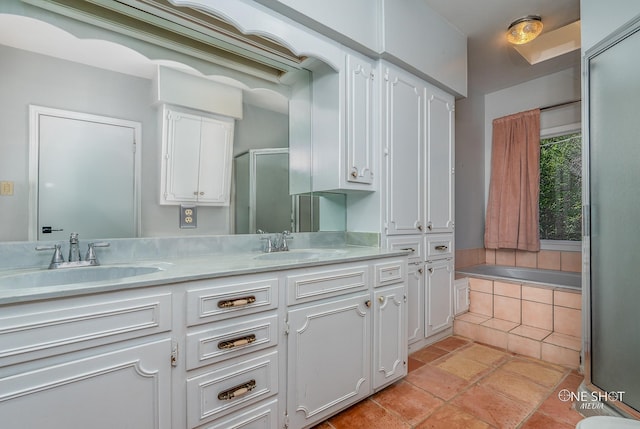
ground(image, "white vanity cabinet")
xmin=381 ymin=61 xmax=455 ymax=348
xmin=160 ymin=105 xmax=235 ymax=206
xmin=312 ymin=52 xmax=376 ymax=192
xmin=285 ymin=259 xmax=406 ymax=428
xmin=406 ymin=261 xmax=425 ymax=344
xmin=385 ymin=236 xmax=424 ymax=346
xmin=182 ymin=274 xmax=281 ymax=429
xmin=285 ymin=263 xmax=371 ymax=428
xmin=425 ymin=258 xmax=454 ymax=338
xmin=0 ymin=290 xmax=174 ymax=428
xmin=372 ymin=260 xmax=407 ymax=390
xmin=0 ymin=253 xmax=407 ymax=429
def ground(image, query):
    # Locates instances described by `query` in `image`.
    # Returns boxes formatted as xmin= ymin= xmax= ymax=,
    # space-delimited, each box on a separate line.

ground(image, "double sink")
xmin=0 ymin=249 xmax=348 ymax=289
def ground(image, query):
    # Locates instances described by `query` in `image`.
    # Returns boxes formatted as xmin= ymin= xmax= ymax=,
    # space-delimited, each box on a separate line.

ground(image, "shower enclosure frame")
xmin=582 ymin=13 xmax=640 ymax=420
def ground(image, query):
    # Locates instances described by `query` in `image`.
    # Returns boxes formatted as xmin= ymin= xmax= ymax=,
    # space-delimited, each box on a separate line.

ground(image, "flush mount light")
xmin=507 ymin=15 xmax=543 ymax=45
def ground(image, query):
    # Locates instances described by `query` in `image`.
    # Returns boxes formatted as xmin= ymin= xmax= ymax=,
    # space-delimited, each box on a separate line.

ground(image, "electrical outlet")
xmin=179 ymin=205 xmax=197 ymax=228
xmin=0 ymin=181 xmax=14 ymax=196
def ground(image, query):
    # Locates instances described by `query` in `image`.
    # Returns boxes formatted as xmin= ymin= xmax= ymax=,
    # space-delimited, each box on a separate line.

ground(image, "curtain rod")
xmin=540 ymin=99 xmax=581 ymax=111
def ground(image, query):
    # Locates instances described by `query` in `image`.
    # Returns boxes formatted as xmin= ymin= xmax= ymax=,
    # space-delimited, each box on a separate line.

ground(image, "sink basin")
xmin=0 ymin=265 xmax=163 ymax=288
xmin=254 ymin=249 xmax=347 ymax=262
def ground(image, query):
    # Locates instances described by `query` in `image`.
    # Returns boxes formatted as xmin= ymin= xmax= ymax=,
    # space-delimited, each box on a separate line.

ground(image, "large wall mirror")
xmin=0 ymin=0 xmax=346 ymax=242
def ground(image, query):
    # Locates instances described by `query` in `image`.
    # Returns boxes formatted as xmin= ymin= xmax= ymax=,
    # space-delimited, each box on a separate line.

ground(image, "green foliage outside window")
xmin=539 ymin=133 xmax=582 ymax=241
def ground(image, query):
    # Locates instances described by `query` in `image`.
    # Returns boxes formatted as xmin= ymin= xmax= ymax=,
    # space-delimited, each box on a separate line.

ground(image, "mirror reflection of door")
xmin=29 ymin=106 xmax=141 ymax=241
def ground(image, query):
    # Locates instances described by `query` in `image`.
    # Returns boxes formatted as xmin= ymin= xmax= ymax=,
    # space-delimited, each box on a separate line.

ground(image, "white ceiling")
xmin=423 ymin=0 xmax=581 ymax=95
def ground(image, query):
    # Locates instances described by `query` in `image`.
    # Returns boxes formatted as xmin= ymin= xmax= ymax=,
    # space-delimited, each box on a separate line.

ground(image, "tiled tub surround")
xmin=454 ymin=274 xmax=582 ymax=368
xmin=455 ymin=247 xmax=582 ymax=273
xmin=486 ymin=248 xmax=582 ymax=272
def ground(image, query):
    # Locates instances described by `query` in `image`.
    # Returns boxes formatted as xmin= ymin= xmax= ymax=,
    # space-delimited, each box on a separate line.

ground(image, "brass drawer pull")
xmin=218 ymin=334 xmax=257 ymax=350
xmin=218 ymin=380 xmax=256 ymax=401
xmin=400 ymin=247 xmax=415 ymax=253
xmin=217 ymin=296 xmax=256 ymax=308
xmin=435 ymin=245 xmax=448 ymax=251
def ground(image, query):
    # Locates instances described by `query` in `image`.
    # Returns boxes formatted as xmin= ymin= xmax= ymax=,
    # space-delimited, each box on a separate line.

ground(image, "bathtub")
xmin=456 ymin=264 xmax=581 ymax=290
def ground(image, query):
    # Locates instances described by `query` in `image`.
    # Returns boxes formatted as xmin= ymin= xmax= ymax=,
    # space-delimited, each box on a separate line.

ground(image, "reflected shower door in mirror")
xmin=0 ymin=1 xmax=344 ymax=242
xmin=234 ymin=149 xmax=293 ymax=234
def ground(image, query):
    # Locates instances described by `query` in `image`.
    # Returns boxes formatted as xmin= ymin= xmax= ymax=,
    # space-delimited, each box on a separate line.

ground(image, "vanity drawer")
xmin=374 ymin=259 xmax=407 ymax=287
xmin=186 ymin=350 xmax=278 ymax=427
xmin=201 ymin=398 xmax=279 ymax=429
xmin=286 ymin=263 xmax=368 ymax=305
xmin=186 ymin=276 xmax=278 ymax=326
xmin=386 ymin=235 xmax=423 ymax=262
xmin=0 ymin=291 xmax=172 ymax=366
xmin=425 ymin=234 xmax=454 ymax=260
xmin=186 ymin=312 xmax=278 ymax=370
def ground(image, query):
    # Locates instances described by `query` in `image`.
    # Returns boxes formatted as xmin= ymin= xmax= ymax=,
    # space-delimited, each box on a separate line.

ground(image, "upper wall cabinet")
xmin=381 ymin=62 xmax=455 ymax=235
xmin=312 ymin=52 xmax=376 ymax=193
xmin=346 ymin=54 xmax=375 ymax=186
xmin=382 ymin=63 xmax=424 ymax=235
xmin=160 ymin=105 xmax=235 ymax=206
xmin=425 ymin=86 xmax=455 ymax=234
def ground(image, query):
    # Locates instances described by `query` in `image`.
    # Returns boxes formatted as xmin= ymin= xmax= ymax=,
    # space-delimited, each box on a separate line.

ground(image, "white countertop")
xmin=0 ymin=246 xmax=407 ymax=305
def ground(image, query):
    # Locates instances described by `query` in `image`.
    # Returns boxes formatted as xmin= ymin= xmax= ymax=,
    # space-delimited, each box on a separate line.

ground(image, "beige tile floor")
xmin=313 ymin=336 xmax=584 ymax=429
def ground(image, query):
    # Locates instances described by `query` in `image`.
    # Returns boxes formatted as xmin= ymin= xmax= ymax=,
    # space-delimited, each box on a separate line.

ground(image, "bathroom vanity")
xmin=0 ymin=242 xmax=408 ymax=429
xmin=0 ymin=0 xmax=463 ymax=426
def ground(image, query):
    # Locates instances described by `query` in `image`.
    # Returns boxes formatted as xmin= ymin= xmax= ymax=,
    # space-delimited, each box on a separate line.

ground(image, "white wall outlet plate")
xmin=179 ymin=205 xmax=197 ymax=228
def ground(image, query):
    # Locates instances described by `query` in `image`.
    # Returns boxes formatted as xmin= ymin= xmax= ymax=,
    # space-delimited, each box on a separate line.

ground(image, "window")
xmin=539 ymin=132 xmax=582 ymax=242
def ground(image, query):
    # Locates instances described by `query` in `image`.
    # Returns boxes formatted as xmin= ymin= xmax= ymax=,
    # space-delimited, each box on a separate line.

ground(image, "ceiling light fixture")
xmin=507 ymin=15 xmax=543 ymax=45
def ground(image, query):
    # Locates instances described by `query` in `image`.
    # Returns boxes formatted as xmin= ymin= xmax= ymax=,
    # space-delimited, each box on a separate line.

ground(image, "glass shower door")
xmin=587 ymin=20 xmax=640 ymax=414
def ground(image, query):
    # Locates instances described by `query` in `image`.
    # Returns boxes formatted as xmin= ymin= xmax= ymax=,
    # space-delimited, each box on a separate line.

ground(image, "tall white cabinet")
xmin=380 ymin=61 xmax=455 ymax=350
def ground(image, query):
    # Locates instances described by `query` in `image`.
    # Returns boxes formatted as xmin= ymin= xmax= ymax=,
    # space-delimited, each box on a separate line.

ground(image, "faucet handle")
xmin=260 ymin=235 xmax=275 ymax=253
xmin=85 ymin=242 xmax=110 ymax=265
xmin=36 ymin=243 xmax=65 ymax=269
xmin=280 ymin=230 xmax=293 ymax=251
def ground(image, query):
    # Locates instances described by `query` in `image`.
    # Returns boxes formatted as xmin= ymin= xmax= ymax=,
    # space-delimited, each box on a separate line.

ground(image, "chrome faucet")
xmin=68 ymin=232 xmax=81 ymax=263
xmin=36 ymin=232 xmax=110 ymax=269
xmin=258 ymin=230 xmax=293 ymax=253
xmin=277 ymin=230 xmax=293 ymax=251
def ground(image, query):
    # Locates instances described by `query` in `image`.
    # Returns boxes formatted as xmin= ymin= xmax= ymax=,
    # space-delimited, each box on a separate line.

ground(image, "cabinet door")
xmin=161 ymin=106 xmax=235 ymax=206
xmin=164 ymin=109 xmax=202 ymax=203
xmin=425 ymin=86 xmax=455 ymax=233
xmin=383 ymin=65 xmax=425 ymax=235
xmin=197 ymin=116 xmax=234 ymax=205
xmin=373 ymin=283 xmax=407 ymax=390
xmin=425 ymin=259 xmax=454 ymax=337
xmin=346 ymin=54 xmax=375 ymax=185
xmin=0 ymin=339 xmax=172 ymax=429
xmin=287 ymin=293 xmax=371 ymax=429
xmin=407 ymin=262 xmax=425 ymax=344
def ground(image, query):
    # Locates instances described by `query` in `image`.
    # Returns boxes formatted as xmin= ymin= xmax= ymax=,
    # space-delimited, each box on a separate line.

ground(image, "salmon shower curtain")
xmin=484 ymin=109 xmax=541 ymax=251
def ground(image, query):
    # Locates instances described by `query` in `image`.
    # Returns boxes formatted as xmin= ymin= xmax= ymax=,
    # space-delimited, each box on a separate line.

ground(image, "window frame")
xmin=539 ymin=122 xmax=582 ymax=251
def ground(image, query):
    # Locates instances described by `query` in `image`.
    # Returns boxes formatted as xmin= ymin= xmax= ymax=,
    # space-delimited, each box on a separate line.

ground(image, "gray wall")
xmin=454 ymin=89 xmax=486 ymax=250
